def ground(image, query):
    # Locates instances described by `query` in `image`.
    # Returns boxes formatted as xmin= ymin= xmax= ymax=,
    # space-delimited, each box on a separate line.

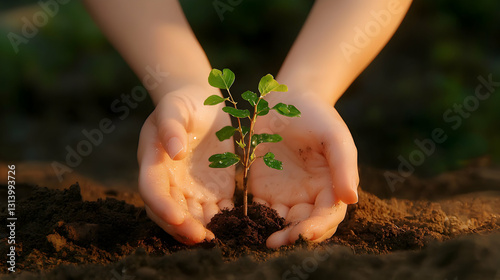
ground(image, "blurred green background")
xmin=0 ymin=0 xmax=498 ymax=186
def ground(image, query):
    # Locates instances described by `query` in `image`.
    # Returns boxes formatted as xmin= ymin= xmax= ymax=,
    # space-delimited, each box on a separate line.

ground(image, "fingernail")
xmin=167 ymin=137 xmax=183 ymax=160
xmin=205 ymin=230 xmax=215 ymax=241
xmin=302 ymin=231 xmax=313 ymax=240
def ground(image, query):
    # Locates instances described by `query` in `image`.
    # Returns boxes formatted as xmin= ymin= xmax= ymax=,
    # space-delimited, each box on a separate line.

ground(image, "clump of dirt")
xmin=207 ymin=203 xmax=287 ymax=249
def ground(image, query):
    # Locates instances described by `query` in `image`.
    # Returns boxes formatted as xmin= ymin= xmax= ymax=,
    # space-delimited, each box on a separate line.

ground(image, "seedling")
xmin=204 ymin=68 xmax=301 ymax=216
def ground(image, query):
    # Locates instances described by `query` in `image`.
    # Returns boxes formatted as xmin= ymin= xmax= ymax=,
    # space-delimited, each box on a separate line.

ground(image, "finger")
xmin=266 ymin=226 xmax=294 ymax=249
xmin=253 ymin=197 xmax=270 ymax=207
xmin=285 ymin=203 xmax=314 ymax=222
xmin=146 ymin=205 xmax=209 ymax=245
xmin=155 ymin=97 xmax=190 ymax=160
xmin=138 ymin=120 xmax=186 ymax=225
xmin=217 ymin=198 xmax=234 ymax=211
xmin=205 ymin=230 xmax=215 ymax=242
xmin=286 ymin=189 xmax=346 ymax=243
xmin=265 ymin=203 xmax=313 ymax=248
xmin=290 ymin=202 xmax=347 ymax=242
xmin=187 ymin=198 xmax=204 ymax=224
xmin=203 ymin=202 xmax=220 ymax=225
xmin=271 ymin=203 xmax=290 ymax=219
xmin=314 ymin=226 xmax=339 ymax=243
xmin=323 ymin=112 xmax=359 ymax=204
xmin=171 ymin=187 xmax=188 ymax=211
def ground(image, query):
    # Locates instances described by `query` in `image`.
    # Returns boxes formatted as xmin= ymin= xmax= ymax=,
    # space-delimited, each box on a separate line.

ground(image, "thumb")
xmin=154 ymin=98 xmax=190 ymax=161
xmin=324 ymin=123 xmax=359 ymax=204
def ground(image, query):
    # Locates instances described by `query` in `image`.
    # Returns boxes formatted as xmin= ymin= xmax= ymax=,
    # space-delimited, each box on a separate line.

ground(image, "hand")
xmin=137 ymin=86 xmax=235 ymax=245
xmin=249 ymin=93 xmax=359 ymax=248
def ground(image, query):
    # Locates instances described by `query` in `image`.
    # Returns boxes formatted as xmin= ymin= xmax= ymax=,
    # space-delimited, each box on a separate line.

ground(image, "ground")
xmin=0 ymin=163 xmax=499 ymax=279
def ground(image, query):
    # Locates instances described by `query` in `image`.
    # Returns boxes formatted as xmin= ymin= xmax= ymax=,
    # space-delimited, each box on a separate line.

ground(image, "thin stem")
xmin=242 ymin=170 xmax=248 ymax=216
xmin=242 ymin=100 xmax=260 ymax=216
xmin=226 ymin=87 xmax=250 ymax=215
xmin=226 ymin=88 xmax=246 ymax=161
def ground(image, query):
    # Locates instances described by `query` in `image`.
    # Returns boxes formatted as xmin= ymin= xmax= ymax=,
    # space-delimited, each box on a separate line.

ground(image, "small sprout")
xmin=204 ymin=68 xmax=301 ymax=216
xmin=241 ymin=126 xmax=250 ymax=137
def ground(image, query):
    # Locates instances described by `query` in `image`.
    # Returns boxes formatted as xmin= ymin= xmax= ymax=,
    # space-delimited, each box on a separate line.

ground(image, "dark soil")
xmin=0 ymin=184 xmax=188 ymax=272
xmin=1 ymin=165 xmax=499 ymax=279
xmin=207 ymin=203 xmax=287 ymax=249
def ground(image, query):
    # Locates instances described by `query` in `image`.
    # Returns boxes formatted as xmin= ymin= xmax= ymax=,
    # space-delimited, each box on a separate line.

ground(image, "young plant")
xmin=204 ymin=68 xmax=301 ymax=216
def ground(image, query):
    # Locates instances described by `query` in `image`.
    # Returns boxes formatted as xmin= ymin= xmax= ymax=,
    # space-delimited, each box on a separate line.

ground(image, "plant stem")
xmin=226 ymin=88 xmax=246 ymax=161
xmin=241 ymin=101 xmax=259 ymax=216
xmin=242 ymin=170 xmax=248 ymax=216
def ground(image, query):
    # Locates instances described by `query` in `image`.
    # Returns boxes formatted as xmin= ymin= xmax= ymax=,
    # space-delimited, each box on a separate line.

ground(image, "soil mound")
xmin=207 ymin=203 xmax=287 ymax=249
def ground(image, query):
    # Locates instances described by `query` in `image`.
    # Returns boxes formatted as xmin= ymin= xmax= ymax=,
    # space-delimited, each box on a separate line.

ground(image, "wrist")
xmin=275 ymin=73 xmax=340 ymax=106
xmin=267 ymin=79 xmax=336 ymax=107
xmin=148 ymin=76 xmax=218 ymax=106
xmin=151 ymin=83 xmax=220 ymax=106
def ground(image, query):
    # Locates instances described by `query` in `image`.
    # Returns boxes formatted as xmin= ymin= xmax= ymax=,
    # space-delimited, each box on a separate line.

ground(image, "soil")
xmin=1 ymin=165 xmax=499 ymax=279
xmin=207 ymin=203 xmax=287 ymax=250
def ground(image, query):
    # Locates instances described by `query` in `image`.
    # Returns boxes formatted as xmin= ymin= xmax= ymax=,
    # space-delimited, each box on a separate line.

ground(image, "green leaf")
xmin=208 ymin=152 xmax=240 ymax=168
xmin=272 ymin=103 xmax=301 ymax=117
xmin=251 ymin=133 xmax=283 ymax=147
xmin=215 ymin=126 xmax=236 ymax=141
xmin=208 ymin=68 xmax=235 ymax=90
xmin=242 ymin=90 xmax=258 ymax=106
xmin=274 ymin=84 xmax=288 ymax=92
xmin=256 ymin=99 xmax=269 ymax=116
xmin=258 ymin=74 xmax=288 ymax=96
xmin=241 ymin=126 xmax=250 ymax=137
xmin=263 ymin=152 xmax=283 ymax=170
xmin=204 ymin=95 xmax=227 ymax=106
xmin=236 ymin=139 xmax=246 ymax=149
xmin=222 ymin=107 xmax=250 ymax=118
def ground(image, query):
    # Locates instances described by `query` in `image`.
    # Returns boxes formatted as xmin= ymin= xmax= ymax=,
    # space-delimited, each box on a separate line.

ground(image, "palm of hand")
xmin=138 ymin=88 xmax=234 ymax=245
xmin=249 ymin=95 xmax=358 ymax=248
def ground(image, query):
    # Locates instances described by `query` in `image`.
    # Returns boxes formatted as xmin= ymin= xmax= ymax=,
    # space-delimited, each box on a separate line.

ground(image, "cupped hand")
xmin=249 ymin=93 xmax=359 ymax=248
xmin=137 ymin=86 xmax=235 ymax=245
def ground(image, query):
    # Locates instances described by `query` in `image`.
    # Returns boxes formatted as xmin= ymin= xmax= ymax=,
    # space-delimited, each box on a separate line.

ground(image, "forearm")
xmin=83 ymin=0 xmax=214 ymax=105
xmin=277 ymin=0 xmax=412 ymax=104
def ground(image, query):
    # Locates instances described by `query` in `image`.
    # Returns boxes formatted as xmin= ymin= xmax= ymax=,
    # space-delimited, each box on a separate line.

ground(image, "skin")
xmin=84 ymin=0 xmax=412 ymax=247
xmin=252 ymin=0 xmax=413 ymax=248
xmin=137 ymin=85 xmax=234 ymax=244
xmin=250 ymin=93 xmax=356 ymax=248
xmin=84 ymin=0 xmax=234 ymax=244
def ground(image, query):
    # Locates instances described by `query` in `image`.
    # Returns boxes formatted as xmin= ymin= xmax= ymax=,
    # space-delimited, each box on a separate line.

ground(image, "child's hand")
xmin=137 ymin=86 xmax=235 ymax=245
xmin=249 ymin=93 xmax=359 ymax=248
